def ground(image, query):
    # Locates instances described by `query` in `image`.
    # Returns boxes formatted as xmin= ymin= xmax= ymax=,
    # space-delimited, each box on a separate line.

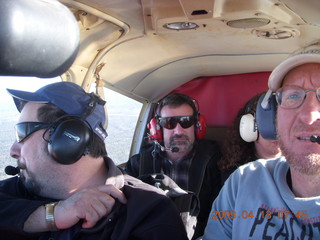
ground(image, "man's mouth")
xmin=171 ymin=135 xmax=188 ymax=141
xmin=297 ymin=135 xmax=320 ymax=143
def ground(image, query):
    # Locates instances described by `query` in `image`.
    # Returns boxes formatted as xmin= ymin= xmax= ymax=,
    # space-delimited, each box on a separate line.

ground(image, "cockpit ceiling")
xmin=60 ymin=0 xmax=320 ymax=102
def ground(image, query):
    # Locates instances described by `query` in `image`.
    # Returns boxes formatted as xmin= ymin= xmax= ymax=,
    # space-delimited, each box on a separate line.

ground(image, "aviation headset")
xmin=44 ymin=93 xmax=102 ymax=165
xmin=147 ymin=93 xmax=206 ymax=142
xmin=255 ymin=92 xmax=277 ymax=140
xmin=239 ymin=96 xmax=259 ymax=142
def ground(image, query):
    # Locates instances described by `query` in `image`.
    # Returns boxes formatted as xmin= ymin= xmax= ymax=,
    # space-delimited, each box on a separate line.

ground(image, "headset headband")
xmin=156 ymin=93 xmax=199 ymax=118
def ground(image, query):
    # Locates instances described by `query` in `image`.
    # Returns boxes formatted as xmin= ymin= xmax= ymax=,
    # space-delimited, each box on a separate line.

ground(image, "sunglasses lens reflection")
xmin=159 ymin=116 xmax=195 ymax=129
xmin=15 ymin=122 xmax=50 ymax=142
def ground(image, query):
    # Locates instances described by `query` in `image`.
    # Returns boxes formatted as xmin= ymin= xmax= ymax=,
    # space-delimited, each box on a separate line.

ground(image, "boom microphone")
xmin=171 ymin=147 xmax=180 ymax=153
xmin=310 ymin=136 xmax=320 ymax=144
xmin=154 ymin=141 xmax=180 ymax=153
xmin=5 ymin=166 xmax=20 ymax=176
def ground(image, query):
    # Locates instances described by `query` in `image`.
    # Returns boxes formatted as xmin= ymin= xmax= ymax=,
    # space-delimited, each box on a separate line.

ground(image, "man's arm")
xmin=0 ymin=178 xmax=126 ymax=234
xmin=24 ymin=184 xmax=127 ymax=232
xmin=0 ymin=177 xmax=46 ymax=234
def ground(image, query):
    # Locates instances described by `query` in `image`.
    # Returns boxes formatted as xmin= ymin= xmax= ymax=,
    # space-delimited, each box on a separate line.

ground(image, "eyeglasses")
xmin=15 ymin=122 xmax=51 ymax=143
xmin=275 ymin=85 xmax=320 ymax=109
xmin=158 ymin=116 xmax=196 ymax=129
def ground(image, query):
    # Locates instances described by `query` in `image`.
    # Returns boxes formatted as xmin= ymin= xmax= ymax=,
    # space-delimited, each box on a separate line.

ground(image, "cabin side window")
xmin=103 ymin=88 xmax=142 ymax=165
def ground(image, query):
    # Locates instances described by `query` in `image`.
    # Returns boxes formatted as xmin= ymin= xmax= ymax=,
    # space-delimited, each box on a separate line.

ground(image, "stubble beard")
xmin=279 ymin=137 xmax=320 ymax=175
xmin=20 ymin=170 xmax=42 ymax=195
xmin=18 ymin=143 xmax=50 ymax=196
xmin=169 ymin=134 xmax=193 ymax=153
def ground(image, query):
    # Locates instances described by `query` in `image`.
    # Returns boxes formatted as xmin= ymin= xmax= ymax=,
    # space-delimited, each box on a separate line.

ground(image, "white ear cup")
xmin=239 ymin=113 xmax=258 ymax=142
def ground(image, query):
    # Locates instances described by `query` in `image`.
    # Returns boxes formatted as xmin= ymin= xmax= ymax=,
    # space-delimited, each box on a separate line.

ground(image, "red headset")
xmin=147 ymin=94 xmax=207 ymax=142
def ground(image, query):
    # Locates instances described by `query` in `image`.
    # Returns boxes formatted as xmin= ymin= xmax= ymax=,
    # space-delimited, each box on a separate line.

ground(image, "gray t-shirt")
xmin=201 ymin=157 xmax=320 ymax=239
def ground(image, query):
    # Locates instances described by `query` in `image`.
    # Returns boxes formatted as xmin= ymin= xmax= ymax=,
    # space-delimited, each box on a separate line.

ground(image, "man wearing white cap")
xmin=0 ymin=82 xmax=188 ymax=240
xmin=200 ymin=40 xmax=320 ymax=239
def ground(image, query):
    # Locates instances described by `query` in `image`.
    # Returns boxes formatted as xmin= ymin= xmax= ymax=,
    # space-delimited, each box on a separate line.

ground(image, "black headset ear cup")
xmin=239 ymin=113 xmax=258 ymax=142
xmin=256 ymin=93 xmax=277 ymax=140
xmin=48 ymin=119 xmax=91 ymax=164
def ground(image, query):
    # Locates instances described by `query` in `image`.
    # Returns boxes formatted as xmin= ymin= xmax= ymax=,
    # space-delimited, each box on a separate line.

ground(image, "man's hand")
xmin=54 ymin=184 xmax=127 ymax=229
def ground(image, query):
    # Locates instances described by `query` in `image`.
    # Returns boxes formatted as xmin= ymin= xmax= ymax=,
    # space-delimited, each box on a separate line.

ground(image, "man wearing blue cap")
xmin=0 ymin=82 xmax=188 ymax=239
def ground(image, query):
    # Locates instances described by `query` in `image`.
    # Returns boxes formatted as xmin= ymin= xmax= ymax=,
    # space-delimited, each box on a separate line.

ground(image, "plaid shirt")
xmin=159 ymin=148 xmax=196 ymax=190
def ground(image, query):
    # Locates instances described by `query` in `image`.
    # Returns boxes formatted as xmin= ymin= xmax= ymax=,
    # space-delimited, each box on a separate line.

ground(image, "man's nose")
xmin=10 ymin=140 xmax=21 ymax=160
xmin=173 ymin=123 xmax=184 ymax=134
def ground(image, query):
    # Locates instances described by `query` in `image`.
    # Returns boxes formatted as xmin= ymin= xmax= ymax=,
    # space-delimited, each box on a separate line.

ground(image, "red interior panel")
xmin=172 ymin=72 xmax=270 ymax=126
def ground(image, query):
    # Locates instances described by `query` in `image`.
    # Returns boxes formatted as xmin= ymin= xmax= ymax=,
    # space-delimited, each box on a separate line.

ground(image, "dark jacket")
xmin=0 ymin=157 xmax=188 ymax=240
xmin=125 ymin=139 xmax=222 ymax=239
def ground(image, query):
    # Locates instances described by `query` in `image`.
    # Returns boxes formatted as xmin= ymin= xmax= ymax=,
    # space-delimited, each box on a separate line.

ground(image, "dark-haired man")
xmin=125 ymin=93 xmax=222 ymax=239
xmin=0 ymin=82 xmax=188 ymax=240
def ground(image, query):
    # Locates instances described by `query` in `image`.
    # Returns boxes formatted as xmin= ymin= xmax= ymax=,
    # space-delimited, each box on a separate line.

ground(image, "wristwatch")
xmin=45 ymin=202 xmax=59 ymax=231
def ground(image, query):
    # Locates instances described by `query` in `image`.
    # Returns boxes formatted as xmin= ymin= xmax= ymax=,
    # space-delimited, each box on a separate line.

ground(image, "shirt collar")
xmin=104 ymin=156 xmax=124 ymax=189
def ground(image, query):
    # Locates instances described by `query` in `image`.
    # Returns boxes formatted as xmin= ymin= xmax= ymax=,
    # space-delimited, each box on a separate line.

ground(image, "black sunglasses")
xmin=15 ymin=122 xmax=52 ymax=143
xmin=158 ymin=116 xmax=196 ymax=130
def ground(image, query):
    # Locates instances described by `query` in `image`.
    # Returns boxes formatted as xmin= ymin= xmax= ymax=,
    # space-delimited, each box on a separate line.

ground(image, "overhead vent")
xmin=253 ymin=28 xmax=300 ymax=40
xmin=227 ymin=18 xmax=270 ymax=29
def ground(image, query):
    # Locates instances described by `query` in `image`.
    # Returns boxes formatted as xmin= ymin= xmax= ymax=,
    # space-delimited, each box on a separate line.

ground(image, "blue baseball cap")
xmin=7 ymin=81 xmax=108 ymax=141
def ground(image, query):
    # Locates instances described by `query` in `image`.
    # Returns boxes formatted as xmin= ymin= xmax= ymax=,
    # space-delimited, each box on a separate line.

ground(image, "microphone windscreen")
xmin=310 ymin=136 xmax=320 ymax=144
xmin=171 ymin=147 xmax=179 ymax=153
xmin=310 ymin=136 xmax=317 ymax=143
xmin=5 ymin=166 xmax=20 ymax=176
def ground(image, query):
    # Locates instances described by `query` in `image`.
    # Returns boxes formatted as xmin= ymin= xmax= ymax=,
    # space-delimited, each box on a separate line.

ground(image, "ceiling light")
xmin=163 ymin=22 xmax=199 ymax=30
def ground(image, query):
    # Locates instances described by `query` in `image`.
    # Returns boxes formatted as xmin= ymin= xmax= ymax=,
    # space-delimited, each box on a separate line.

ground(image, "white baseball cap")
xmin=268 ymin=40 xmax=320 ymax=92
